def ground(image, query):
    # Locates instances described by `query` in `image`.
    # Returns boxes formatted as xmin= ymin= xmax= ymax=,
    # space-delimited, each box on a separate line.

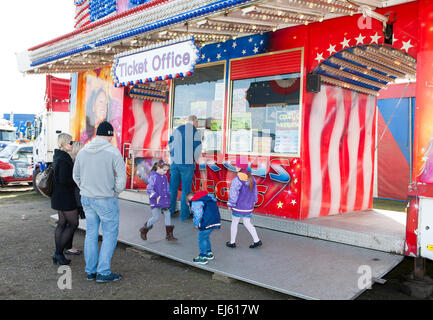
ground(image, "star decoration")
xmin=340 ymin=37 xmax=351 ymax=48
xmin=401 ymin=39 xmax=414 ymax=53
xmin=291 ymin=200 xmax=297 ymax=206
xmin=248 ymin=37 xmax=253 ymax=42
xmin=327 ymin=44 xmax=337 ymax=55
xmin=293 ymin=159 xmax=297 ymax=164
xmin=277 ymin=201 xmax=284 ymax=209
xmin=355 ymin=33 xmax=366 ymax=45
xmin=370 ymin=32 xmax=381 ymax=44
xmin=201 ymin=54 xmax=206 ymax=60
xmin=260 ymin=40 xmax=264 ymax=45
xmin=315 ymin=52 xmax=324 ymax=63
xmin=217 ymin=43 xmax=221 ymax=48
xmin=207 ymin=58 xmax=211 ymax=62
xmin=253 ymin=47 xmax=259 ymax=53
xmin=242 ymin=49 xmax=246 ymax=55
xmin=216 ymin=53 xmax=221 ymax=59
xmin=293 ymin=178 xmax=298 ymax=184
xmin=232 ymin=41 xmax=237 ymax=48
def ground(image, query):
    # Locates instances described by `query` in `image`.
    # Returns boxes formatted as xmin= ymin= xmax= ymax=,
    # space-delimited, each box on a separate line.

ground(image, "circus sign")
xmin=112 ymin=37 xmax=199 ymax=87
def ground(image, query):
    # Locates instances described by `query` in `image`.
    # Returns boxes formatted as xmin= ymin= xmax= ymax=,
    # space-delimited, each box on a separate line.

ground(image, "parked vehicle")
xmin=32 ymin=75 xmax=70 ymax=194
xmin=0 ymin=118 xmax=17 ymax=151
xmin=0 ymin=142 xmax=34 ymax=187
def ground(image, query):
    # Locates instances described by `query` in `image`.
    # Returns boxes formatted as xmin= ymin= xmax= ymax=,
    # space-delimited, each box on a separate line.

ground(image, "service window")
xmin=172 ymin=63 xmax=225 ymax=154
xmin=228 ymin=72 xmax=301 ymax=156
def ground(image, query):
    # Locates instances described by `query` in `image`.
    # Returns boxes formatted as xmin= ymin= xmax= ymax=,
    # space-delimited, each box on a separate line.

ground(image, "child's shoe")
xmin=193 ymin=256 xmax=208 ymax=265
xmin=249 ymin=240 xmax=262 ymax=248
xmin=205 ymin=252 xmax=214 ymax=260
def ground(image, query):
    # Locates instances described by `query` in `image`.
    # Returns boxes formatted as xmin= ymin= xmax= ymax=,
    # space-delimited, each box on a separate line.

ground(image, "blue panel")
xmin=377 ymin=98 xmax=411 ymax=164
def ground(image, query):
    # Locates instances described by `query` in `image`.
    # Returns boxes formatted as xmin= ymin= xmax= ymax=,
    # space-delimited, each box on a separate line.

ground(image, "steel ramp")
xmin=52 ymin=199 xmax=403 ymax=300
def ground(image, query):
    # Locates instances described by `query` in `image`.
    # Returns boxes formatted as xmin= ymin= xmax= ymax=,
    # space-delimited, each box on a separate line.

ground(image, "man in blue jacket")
xmin=168 ymin=115 xmax=202 ymax=221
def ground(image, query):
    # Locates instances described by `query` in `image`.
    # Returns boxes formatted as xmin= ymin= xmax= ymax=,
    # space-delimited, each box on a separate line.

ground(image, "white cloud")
xmin=0 ymin=1 xmax=75 ymax=116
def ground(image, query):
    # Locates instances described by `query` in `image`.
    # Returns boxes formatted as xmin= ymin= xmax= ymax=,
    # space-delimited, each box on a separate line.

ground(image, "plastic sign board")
xmin=112 ymin=37 xmax=199 ymax=86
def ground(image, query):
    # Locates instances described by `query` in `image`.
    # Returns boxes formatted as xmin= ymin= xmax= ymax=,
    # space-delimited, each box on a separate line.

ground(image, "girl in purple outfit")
xmin=139 ymin=160 xmax=177 ymax=241
xmin=226 ymin=155 xmax=262 ymax=249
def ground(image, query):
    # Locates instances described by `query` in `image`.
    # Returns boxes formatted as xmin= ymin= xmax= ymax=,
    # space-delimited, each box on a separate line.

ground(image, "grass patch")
xmin=0 ymin=190 xmax=45 ymax=204
xmin=373 ymin=198 xmax=407 ymax=212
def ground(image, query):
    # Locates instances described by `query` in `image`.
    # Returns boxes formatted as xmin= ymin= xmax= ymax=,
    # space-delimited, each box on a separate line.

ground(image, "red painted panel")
xmin=230 ymin=50 xmax=302 ymax=80
xmin=377 ymin=111 xmax=410 ymax=200
xmin=378 ymin=83 xmax=417 ymax=100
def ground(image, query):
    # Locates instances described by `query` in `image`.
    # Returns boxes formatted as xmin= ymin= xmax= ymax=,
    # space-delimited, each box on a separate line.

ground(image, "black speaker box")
xmin=307 ymin=73 xmax=321 ymax=93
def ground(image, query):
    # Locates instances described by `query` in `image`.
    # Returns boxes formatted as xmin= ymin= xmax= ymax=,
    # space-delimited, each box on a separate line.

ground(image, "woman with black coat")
xmin=51 ymin=133 xmax=79 ymax=265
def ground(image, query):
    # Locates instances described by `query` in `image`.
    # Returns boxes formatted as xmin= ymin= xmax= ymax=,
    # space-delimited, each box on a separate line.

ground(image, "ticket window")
xmin=228 ymin=72 xmax=301 ymax=156
xmin=172 ymin=63 xmax=225 ymax=155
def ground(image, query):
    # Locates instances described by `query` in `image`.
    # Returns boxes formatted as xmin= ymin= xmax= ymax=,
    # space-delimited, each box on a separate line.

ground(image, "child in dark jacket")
xmin=187 ymin=191 xmax=221 ymax=265
xmin=226 ymin=155 xmax=262 ymax=249
xmin=139 ymin=160 xmax=177 ymax=241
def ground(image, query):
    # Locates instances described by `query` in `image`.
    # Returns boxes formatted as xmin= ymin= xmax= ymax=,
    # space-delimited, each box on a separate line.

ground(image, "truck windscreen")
xmin=0 ymin=130 xmax=16 ymax=142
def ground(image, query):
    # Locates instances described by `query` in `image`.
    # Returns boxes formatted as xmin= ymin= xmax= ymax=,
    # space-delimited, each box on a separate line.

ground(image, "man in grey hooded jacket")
xmin=73 ymin=121 xmax=126 ymax=283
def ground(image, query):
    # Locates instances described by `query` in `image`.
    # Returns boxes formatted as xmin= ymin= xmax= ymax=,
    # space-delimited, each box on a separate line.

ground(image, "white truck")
xmin=0 ymin=118 xmax=17 ymax=151
xmin=32 ymin=75 xmax=70 ymax=193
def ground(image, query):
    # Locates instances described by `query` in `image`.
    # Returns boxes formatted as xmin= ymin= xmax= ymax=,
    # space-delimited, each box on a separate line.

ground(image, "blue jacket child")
xmin=187 ymin=191 xmax=221 ymax=264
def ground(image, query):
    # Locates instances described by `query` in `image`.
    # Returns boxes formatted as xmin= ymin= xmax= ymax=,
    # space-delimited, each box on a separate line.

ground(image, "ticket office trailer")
xmin=47 ymin=0 xmax=433 ymax=260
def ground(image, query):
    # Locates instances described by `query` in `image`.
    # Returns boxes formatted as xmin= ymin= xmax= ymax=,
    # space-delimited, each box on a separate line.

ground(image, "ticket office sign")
xmin=113 ymin=37 xmax=199 ymax=85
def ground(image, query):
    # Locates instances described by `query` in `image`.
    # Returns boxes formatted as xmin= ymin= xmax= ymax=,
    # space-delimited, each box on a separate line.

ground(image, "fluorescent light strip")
xmin=341 ymin=51 xmax=405 ymax=78
xmin=320 ymin=64 xmax=387 ymax=89
xmin=328 ymin=57 xmax=395 ymax=83
xmin=320 ymin=75 xmax=379 ymax=96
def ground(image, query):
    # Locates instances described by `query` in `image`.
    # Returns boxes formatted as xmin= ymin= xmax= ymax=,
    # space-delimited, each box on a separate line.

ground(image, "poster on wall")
xmin=121 ymin=86 xmax=171 ymax=189
xmin=70 ymin=67 xmax=124 ymax=149
xmin=275 ymin=109 xmax=299 ymax=154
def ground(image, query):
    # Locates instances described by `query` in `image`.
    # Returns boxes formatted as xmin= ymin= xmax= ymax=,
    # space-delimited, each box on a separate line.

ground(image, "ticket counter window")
xmin=229 ymin=73 xmax=301 ymax=156
xmin=172 ymin=63 xmax=225 ymax=154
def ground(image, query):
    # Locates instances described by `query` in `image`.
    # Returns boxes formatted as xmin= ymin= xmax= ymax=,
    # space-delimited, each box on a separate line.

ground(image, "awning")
xmin=17 ymin=0 xmax=416 ymax=76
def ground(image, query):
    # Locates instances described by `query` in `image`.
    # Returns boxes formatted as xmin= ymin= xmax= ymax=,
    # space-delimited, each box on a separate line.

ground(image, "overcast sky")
xmin=0 ymin=1 xmax=75 ymax=116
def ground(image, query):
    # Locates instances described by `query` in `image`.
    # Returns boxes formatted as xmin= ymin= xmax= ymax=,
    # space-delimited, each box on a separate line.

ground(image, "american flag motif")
xmin=74 ymin=0 xmax=91 ymax=29
xmin=301 ymin=84 xmax=376 ymax=219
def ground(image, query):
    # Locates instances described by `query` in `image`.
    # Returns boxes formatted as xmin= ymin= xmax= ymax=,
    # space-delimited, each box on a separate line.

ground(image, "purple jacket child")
xmin=227 ymin=172 xmax=258 ymax=217
xmin=147 ymin=170 xmax=170 ymax=208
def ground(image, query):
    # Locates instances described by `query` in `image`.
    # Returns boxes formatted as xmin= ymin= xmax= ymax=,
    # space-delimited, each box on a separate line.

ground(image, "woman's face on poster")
xmin=93 ymin=90 xmax=108 ymax=125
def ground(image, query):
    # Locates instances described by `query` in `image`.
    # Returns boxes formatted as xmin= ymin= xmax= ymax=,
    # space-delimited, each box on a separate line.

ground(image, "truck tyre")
xmin=33 ymin=167 xmax=42 ymax=195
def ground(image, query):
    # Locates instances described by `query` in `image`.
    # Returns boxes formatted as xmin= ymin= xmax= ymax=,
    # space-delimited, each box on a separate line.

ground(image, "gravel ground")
xmin=1 ymin=186 xmax=432 ymax=300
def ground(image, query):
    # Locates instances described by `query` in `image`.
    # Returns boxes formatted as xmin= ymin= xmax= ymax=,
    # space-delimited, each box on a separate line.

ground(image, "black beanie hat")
xmin=96 ymin=121 xmax=114 ymax=136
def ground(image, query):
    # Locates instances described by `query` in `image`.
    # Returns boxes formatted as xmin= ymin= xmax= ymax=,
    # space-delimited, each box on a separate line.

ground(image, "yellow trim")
xmin=226 ymin=47 xmax=304 ymax=158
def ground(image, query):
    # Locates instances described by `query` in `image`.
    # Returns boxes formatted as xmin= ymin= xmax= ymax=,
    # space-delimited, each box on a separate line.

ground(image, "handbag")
xmin=37 ymin=164 xmax=53 ymax=198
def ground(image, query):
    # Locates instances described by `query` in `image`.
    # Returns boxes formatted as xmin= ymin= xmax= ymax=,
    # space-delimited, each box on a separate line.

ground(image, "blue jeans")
xmin=198 ymin=229 xmax=213 ymax=257
xmin=169 ymin=163 xmax=195 ymax=220
xmin=81 ymin=196 xmax=119 ymax=276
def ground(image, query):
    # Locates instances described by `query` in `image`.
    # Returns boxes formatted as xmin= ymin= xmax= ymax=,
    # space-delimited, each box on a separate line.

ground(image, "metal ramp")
xmin=53 ymin=199 xmax=404 ymax=300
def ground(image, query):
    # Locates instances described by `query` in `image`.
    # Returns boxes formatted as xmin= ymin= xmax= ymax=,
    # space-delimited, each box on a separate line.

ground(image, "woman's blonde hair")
xmin=57 ymin=133 xmax=72 ymax=151
xmin=70 ymin=141 xmax=84 ymax=161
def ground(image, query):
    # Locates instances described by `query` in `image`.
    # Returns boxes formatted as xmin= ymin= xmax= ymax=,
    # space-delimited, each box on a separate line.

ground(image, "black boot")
xmin=52 ymin=253 xmax=71 ymax=265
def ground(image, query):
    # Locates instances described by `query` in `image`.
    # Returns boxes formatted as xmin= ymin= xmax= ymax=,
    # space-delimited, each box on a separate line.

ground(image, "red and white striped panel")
xmin=74 ymin=0 xmax=91 ymax=29
xmin=301 ymin=84 xmax=376 ymax=219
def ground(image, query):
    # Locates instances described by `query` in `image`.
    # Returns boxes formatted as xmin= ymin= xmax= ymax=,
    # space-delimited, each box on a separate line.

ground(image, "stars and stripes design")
xmin=75 ymin=0 xmax=118 ymax=29
xmin=301 ymin=84 xmax=376 ymax=219
xmin=197 ymin=33 xmax=269 ymax=65
xmin=74 ymin=0 xmax=91 ymax=29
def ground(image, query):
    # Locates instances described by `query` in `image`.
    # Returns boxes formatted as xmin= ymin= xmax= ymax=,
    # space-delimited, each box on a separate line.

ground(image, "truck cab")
xmin=0 ymin=118 xmax=17 ymax=151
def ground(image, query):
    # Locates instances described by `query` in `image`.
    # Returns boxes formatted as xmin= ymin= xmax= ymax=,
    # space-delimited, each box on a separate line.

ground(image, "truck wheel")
xmin=33 ymin=168 xmax=42 ymax=195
